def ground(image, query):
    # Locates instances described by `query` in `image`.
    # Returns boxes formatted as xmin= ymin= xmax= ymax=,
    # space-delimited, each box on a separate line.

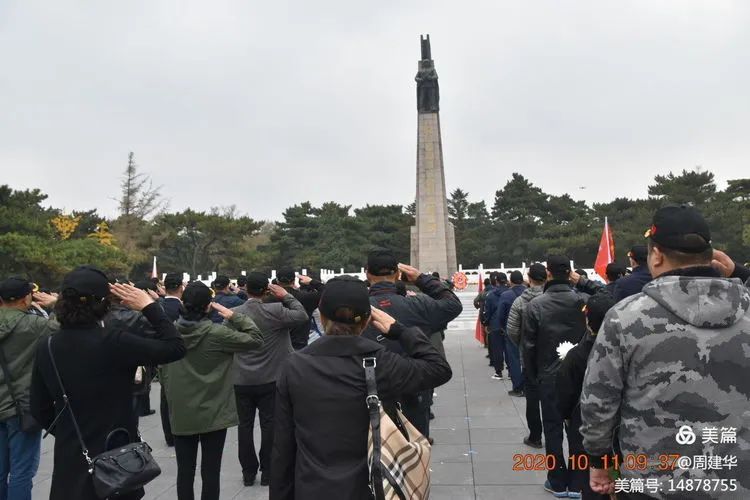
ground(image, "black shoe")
xmin=243 ymin=473 xmax=256 ymax=487
xmin=260 ymin=473 xmax=270 ymax=486
xmin=508 ymin=389 xmax=524 ymax=397
xmin=429 ymin=411 xmax=435 ymax=420
xmin=165 ymin=440 xmax=174 ymax=448
xmin=523 ymin=436 xmax=543 ymax=449
xmin=140 ymin=409 xmax=156 ymax=417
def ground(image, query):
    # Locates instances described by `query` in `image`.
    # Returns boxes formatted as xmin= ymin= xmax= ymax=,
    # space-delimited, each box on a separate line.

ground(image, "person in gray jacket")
xmin=231 ymin=271 xmax=308 ymax=487
xmin=506 ymin=263 xmax=547 ymax=450
xmin=581 ymin=205 xmax=750 ymax=498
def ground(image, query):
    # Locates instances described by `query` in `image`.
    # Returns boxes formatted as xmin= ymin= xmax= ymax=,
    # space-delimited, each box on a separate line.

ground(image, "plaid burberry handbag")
xmin=363 ymin=357 xmax=431 ymax=500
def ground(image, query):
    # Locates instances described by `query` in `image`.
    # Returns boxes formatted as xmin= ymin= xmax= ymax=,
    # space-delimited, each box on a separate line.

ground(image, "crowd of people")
xmin=0 ymin=248 xmax=460 ymax=500
xmin=476 ymin=204 xmax=750 ymax=499
xmin=0 ymin=203 xmax=748 ymax=500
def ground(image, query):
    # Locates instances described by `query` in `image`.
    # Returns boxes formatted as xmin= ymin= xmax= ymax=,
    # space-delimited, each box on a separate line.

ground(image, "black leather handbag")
xmin=46 ymin=336 xmax=161 ymax=498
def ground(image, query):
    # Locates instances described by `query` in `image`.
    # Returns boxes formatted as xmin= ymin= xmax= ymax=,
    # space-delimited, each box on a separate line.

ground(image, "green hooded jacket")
xmin=160 ymin=312 xmax=263 ymax=435
xmin=0 ymin=308 xmax=57 ymax=421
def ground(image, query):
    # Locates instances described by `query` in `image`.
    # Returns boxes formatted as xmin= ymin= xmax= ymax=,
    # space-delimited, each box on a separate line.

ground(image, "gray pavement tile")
xmin=431 ymin=427 xmax=470 ymax=445
xmin=430 ymin=485 xmax=476 ymax=499
xmin=468 ymin=443 xmax=538 ymax=463
xmin=430 ymin=443 xmax=473 ymax=463
xmin=462 ymin=415 xmax=528 ymax=429
xmin=431 ymin=415 xmax=471 ymax=429
xmin=473 ymin=461 xmax=549 ymax=486
xmin=469 ymin=427 xmax=530 ymax=445
xmin=430 ymin=461 xmax=474 ymax=485
xmin=475 ymin=484 xmax=553 ymax=499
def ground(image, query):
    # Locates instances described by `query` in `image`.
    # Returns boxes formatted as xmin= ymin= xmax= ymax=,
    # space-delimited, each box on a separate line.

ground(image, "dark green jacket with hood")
xmin=160 ymin=312 xmax=263 ymax=435
xmin=0 ymin=308 xmax=57 ymax=421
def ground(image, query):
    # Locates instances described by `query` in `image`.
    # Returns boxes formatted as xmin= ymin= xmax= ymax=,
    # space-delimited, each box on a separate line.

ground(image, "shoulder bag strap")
xmin=363 ymin=355 xmax=384 ymax=499
xmin=46 ymin=336 xmax=94 ymax=471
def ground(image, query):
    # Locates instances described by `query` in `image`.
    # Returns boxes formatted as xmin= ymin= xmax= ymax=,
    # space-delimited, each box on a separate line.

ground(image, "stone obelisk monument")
xmin=410 ymin=34 xmax=457 ymax=277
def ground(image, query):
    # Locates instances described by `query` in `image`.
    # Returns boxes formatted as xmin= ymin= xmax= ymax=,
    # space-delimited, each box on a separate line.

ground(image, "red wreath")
xmin=452 ymin=272 xmax=468 ymax=290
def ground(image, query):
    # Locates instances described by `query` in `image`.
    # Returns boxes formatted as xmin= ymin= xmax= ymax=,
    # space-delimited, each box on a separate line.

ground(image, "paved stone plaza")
xmin=34 ymin=293 xmax=552 ymax=499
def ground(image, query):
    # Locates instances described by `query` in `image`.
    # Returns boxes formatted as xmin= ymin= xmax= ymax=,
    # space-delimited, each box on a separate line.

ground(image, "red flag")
xmin=594 ymin=217 xmax=615 ymax=281
xmin=475 ymin=271 xmax=485 ymax=344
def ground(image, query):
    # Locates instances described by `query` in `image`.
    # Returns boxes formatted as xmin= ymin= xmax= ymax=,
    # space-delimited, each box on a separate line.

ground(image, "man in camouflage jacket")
xmin=580 ymin=205 xmax=750 ymax=499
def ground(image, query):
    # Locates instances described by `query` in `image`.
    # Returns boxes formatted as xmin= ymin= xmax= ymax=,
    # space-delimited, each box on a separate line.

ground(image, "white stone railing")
xmin=320 ymin=262 xmax=603 ymax=286
xmin=169 ymin=263 xmax=604 ymax=288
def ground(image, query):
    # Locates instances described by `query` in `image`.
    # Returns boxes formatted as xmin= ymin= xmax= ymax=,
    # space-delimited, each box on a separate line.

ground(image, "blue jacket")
xmin=483 ymin=284 xmax=509 ymax=332
xmin=498 ymin=285 xmax=526 ymax=331
xmin=613 ymin=265 xmax=652 ymax=302
xmin=210 ymin=292 xmax=246 ymax=323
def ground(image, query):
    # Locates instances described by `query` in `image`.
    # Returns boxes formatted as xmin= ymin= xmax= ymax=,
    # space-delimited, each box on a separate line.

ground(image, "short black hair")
xmin=648 ymin=239 xmax=713 ymax=268
xmin=605 ymin=263 xmax=626 ymax=282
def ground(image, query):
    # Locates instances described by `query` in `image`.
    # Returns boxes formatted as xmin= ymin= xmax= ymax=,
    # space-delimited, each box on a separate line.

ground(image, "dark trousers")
xmin=488 ymin=329 xmax=506 ymax=373
xmin=161 ymin=386 xmax=173 ymax=445
xmin=524 ymin=372 xmax=543 ymax=442
xmin=173 ymin=428 xmax=228 ymax=500
xmin=566 ymin=408 xmax=589 ymax=495
xmin=504 ymin=341 xmax=524 ymax=391
xmin=539 ymin=378 xmax=569 ymax=492
xmin=401 ymin=390 xmax=431 ymax=438
xmin=235 ymin=383 xmax=276 ymax=476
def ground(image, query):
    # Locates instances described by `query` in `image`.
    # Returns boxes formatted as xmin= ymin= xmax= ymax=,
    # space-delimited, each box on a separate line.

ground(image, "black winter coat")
xmin=362 ymin=274 xmax=463 ymax=356
xmin=285 ymin=280 xmax=324 ymax=350
xmin=104 ymin=305 xmax=157 ymax=396
xmin=30 ymin=303 xmax=186 ymax=500
xmin=269 ymin=324 xmax=452 ymax=500
xmin=158 ymin=296 xmax=182 ymax=322
xmin=556 ymin=331 xmax=596 ymax=420
xmin=522 ymin=281 xmax=587 ymax=383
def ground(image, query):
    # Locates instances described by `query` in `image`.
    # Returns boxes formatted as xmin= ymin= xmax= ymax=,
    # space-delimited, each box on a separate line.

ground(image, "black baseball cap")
xmin=182 ymin=282 xmax=213 ymax=310
xmin=528 ymin=263 xmax=547 ymax=282
xmin=491 ymin=271 xmax=508 ymax=284
xmin=0 ymin=277 xmax=34 ymax=301
xmin=164 ymin=273 xmax=183 ymax=290
xmin=546 ymin=255 xmax=571 ymax=275
xmin=277 ymin=267 xmax=296 ymax=283
xmin=509 ymin=270 xmax=524 ymax=284
xmin=134 ymin=280 xmax=157 ymax=292
xmin=628 ymin=245 xmax=648 ymax=264
xmin=61 ymin=266 xmax=110 ymax=299
xmin=212 ymin=275 xmax=231 ymax=289
xmin=246 ymin=272 xmax=269 ymax=294
xmin=318 ymin=275 xmax=372 ymax=324
xmin=367 ymin=249 xmax=399 ymax=276
xmin=645 ymin=205 xmax=711 ymax=254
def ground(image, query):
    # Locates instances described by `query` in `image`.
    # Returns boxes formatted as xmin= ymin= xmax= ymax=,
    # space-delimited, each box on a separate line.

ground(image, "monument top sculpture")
xmin=420 ymin=34 xmax=432 ymax=60
xmin=416 ymin=34 xmax=439 ymax=113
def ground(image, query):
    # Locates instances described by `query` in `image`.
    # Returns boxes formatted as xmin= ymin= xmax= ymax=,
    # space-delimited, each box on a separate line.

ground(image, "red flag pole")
xmin=475 ymin=271 xmax=485 ymax=344
xmin=594 ymin=217 xmax=615 ymax=281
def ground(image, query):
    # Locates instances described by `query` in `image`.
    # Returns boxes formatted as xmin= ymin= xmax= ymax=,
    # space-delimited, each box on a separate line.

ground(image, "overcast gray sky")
xmin=2 ymin=1 xmax=748 ymax=221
